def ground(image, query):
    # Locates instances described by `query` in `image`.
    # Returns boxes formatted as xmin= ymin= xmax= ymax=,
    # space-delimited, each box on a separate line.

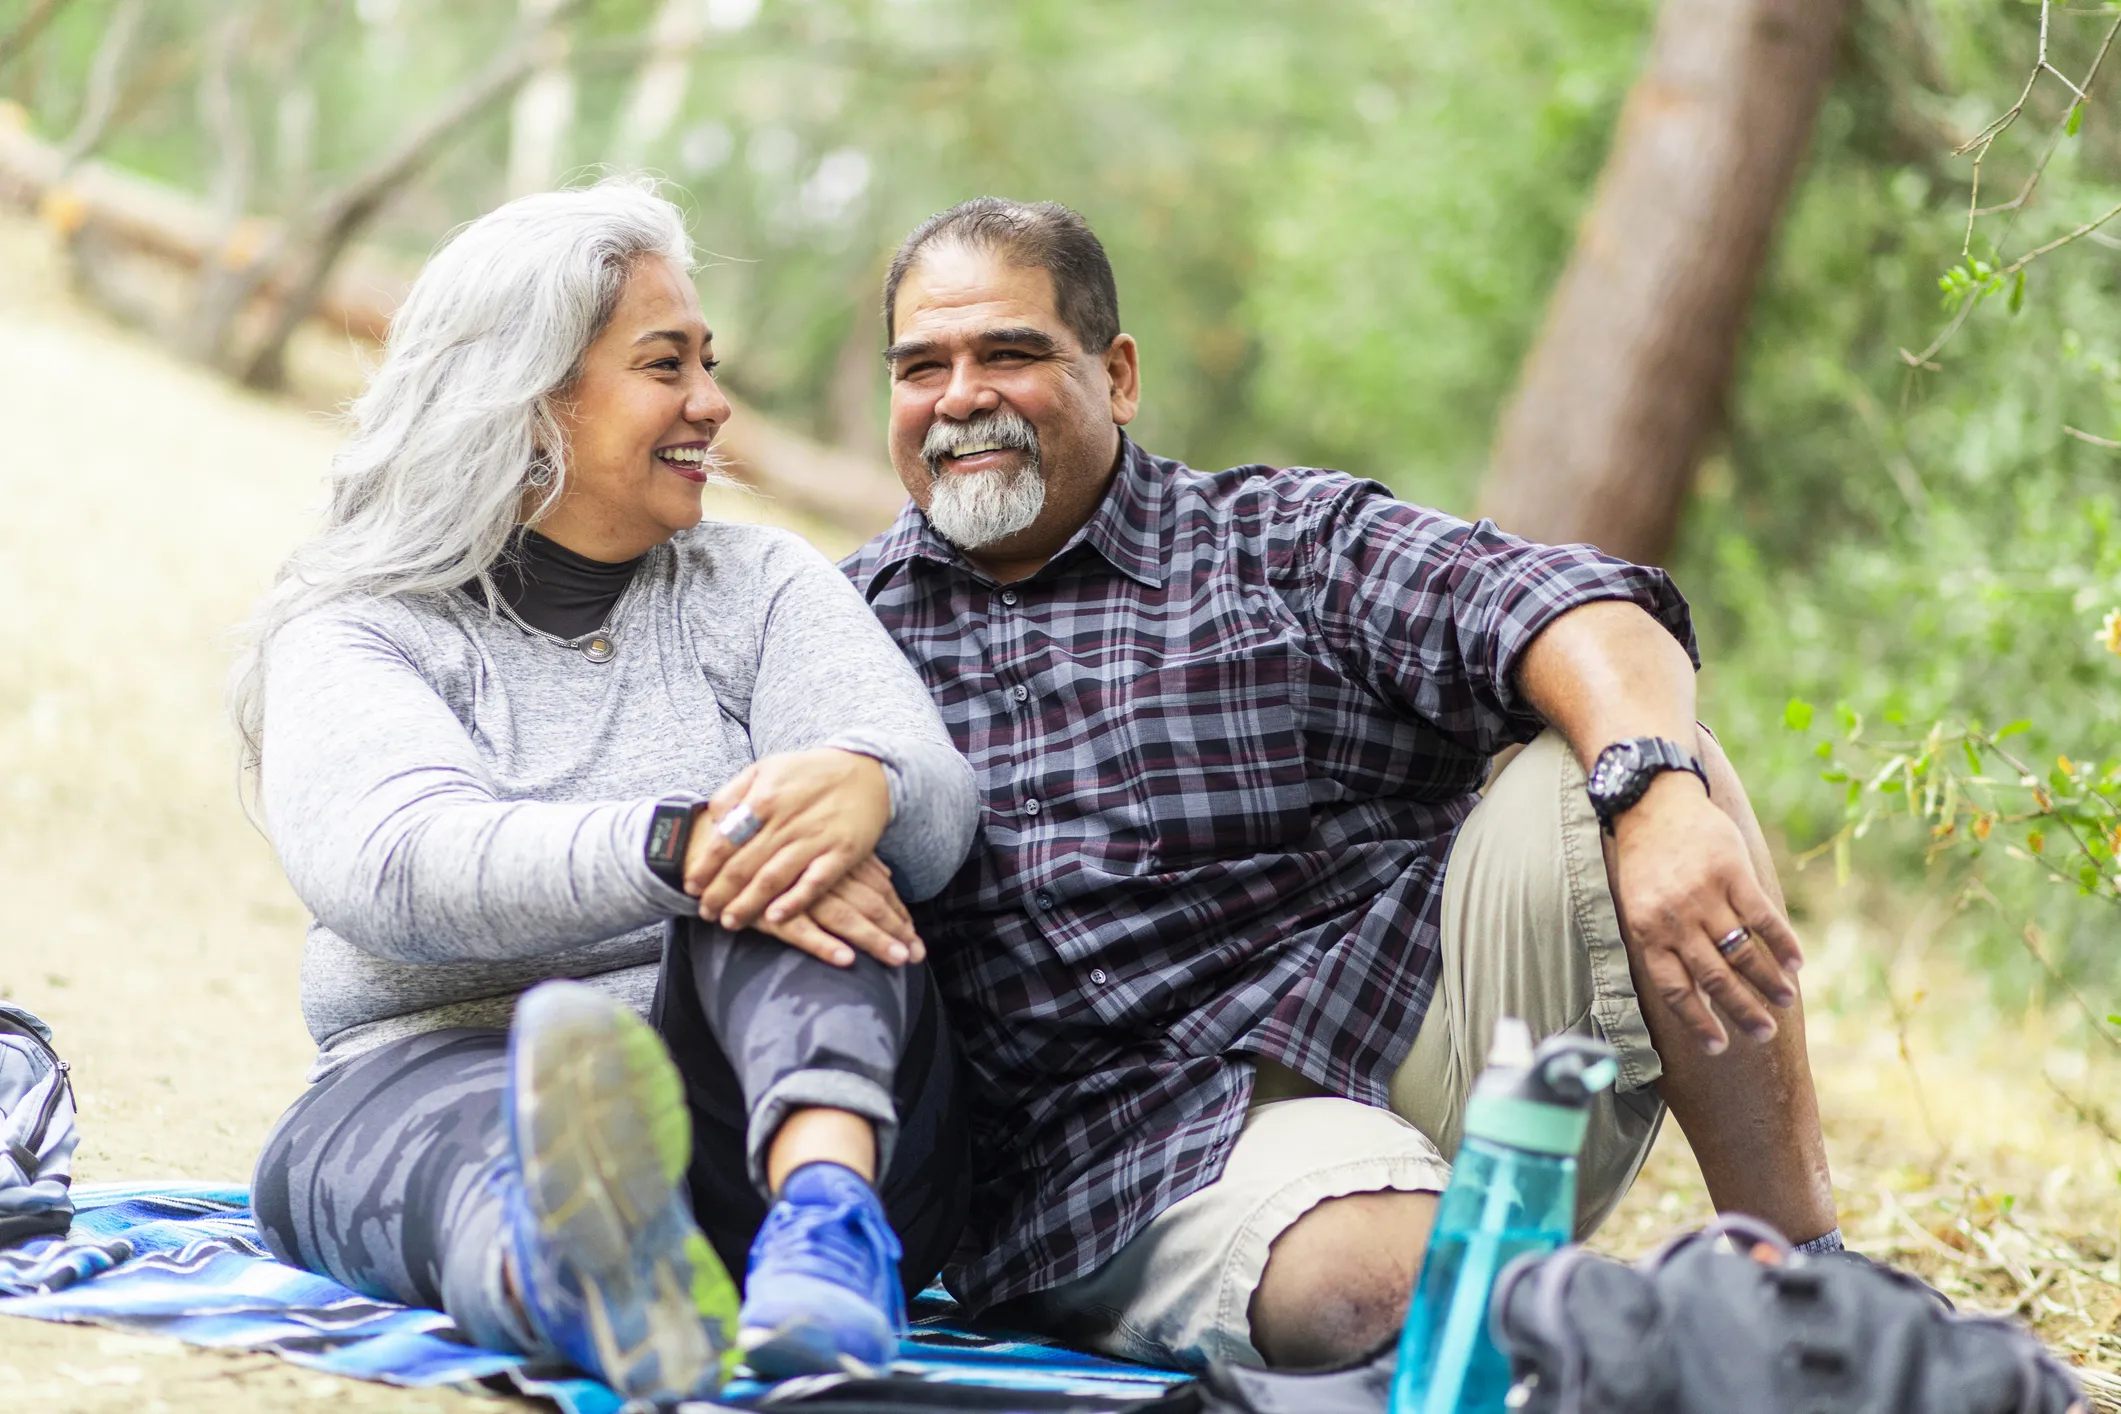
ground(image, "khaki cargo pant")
xmin=1003 ymin=730 xmax=1667 ymax=1369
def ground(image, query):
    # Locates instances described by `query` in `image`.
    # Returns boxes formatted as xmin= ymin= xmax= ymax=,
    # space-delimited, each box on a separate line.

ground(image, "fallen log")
xmin=0 ymin=102 xmax=908 ymax=538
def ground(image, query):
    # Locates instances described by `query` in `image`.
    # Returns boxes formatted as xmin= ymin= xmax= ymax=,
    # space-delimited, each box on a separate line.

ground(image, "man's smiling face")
xmin=884 ymin=241 xmax=1139 ymax=580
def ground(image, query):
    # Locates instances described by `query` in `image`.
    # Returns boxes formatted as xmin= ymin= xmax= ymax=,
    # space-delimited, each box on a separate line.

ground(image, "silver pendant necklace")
xmin=490 ymin=584 xmax=622 ymax=663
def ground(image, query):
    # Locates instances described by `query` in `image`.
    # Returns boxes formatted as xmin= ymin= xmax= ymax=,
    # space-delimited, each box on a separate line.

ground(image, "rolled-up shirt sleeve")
xmin=1294 ymin=478 xmax=1697 ymax=756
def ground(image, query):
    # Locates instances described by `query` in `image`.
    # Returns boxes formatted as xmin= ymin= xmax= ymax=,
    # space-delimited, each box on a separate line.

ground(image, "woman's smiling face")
xmin=539 ymin=255 xmax=731 ymax=561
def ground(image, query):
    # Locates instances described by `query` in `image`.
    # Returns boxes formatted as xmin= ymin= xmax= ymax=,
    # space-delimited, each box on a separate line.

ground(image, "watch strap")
xmin=1589 ymin=736 xmax=1709 ymax=833
xmin=644 ymin=798 xmax=700 ymax=893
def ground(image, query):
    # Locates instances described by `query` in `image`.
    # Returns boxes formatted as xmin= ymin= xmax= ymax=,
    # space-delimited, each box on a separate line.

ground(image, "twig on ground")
xmin=1878 ymin=1186 xmax=1990 ymax=1269
xmin=1966 ymin=1215 xmax=2044 ymax=1294
xmin=1877 ymin=951 xmax=1951 ymax=1166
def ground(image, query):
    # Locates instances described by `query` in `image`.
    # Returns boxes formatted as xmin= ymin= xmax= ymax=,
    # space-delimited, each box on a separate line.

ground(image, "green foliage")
xmin=8 ymin=0 xmax=2119 ymax=990
xmin=1783 ymin=703 xmax=2121 ymax=1040
xmin=1675 ymin=0 xmax=2121 ymax=995
xmin=1237 ymin=0 xmax=1649 ymax=495
xmin=4 ymin=0 xmax=1646 ymax=473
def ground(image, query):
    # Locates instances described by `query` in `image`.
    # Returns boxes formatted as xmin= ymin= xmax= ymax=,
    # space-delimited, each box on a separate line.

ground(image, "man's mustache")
xmin=921 ymin=410 xmax=1041 ymax=475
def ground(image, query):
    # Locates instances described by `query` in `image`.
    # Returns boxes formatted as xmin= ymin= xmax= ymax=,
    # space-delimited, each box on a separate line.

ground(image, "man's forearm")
xmin=1516 ymin=599 xmax=1699 ymax=771
xmin=1515 ymin=596 xmax=1803 ymax=1056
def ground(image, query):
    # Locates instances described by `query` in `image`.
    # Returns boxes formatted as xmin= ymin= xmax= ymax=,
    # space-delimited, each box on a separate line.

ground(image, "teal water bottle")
xmin=1387 ymin=1020 xmax=1620 ymax=1414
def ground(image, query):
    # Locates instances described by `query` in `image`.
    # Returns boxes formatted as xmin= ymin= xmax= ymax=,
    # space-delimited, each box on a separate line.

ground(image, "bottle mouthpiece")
xmin=1462 ymin=1020 xmax=1622 ymax=1156
xmin=1485 ymin=1017 xmax=1534 ymax=1070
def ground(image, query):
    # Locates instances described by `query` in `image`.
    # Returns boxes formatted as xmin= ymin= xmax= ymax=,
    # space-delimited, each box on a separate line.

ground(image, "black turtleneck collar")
xmin=474 ymin=528 xmax=645 ymax=639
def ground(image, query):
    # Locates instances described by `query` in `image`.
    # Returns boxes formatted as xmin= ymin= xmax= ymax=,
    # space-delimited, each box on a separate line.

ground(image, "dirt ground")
xmin=0 ymin=207 xmax=2115 ymax=1411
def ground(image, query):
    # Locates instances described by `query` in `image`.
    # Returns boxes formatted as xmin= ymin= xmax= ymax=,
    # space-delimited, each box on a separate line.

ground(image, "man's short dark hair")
xmin=883 ymin=198 xmax=1121 ymax=353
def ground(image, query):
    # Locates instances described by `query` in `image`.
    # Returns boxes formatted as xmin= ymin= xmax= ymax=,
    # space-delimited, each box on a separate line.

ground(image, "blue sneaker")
xmin=737 ymin=1161 xmax=906 ymax=1378
xmin=499 ymin=981 xmax=738 ymax=1401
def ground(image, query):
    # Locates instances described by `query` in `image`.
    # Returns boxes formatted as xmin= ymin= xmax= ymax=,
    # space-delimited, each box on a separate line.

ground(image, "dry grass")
xmin=1600 ymin=903 xmax=2121 ymax=1410
xmin=1 ymin=204 xmax=2116 ymax=1410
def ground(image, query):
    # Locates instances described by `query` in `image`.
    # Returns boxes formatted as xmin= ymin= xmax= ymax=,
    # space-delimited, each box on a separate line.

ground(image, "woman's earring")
xmin=526 ymin=457 xmax=554 ymax=488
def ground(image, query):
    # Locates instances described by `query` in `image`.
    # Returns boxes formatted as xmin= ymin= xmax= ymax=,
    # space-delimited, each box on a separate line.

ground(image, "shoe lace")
xmin=750 ymin=1186 xmax=908 ymax=1331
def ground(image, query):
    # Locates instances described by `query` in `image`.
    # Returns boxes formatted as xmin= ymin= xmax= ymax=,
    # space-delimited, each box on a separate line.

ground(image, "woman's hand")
xmin=749 ymin=855 xmax=926 ymax=968
xmin=684 ymin=748 xmax=893 ymax=933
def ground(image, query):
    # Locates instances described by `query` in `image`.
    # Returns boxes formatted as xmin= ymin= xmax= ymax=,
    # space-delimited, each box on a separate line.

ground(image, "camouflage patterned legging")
xmin=249 ymin=920 xmax=968 ymax=1353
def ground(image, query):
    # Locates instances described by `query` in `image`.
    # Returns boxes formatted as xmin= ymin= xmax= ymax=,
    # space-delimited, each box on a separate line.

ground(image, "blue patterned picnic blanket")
xmin=0 ymin=1182 xmax=1186 ymax=1412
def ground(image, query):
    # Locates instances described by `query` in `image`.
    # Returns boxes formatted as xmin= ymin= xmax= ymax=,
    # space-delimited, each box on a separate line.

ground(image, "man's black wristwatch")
xmin=1585 ymin=737 xmax=1709 ymax=834
xmin=644 ymin=798 xmax=702 ymax=891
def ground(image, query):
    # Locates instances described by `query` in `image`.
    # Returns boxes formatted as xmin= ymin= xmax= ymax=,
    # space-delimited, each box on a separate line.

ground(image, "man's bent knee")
xmin=1248 ymin=1189 xmax=1436 ymax=1368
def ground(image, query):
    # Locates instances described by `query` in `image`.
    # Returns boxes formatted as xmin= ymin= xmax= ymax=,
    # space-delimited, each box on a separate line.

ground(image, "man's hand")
xmin=746 ymin=854 xmax=925 ymax=969
xmin=1516 ymin=600 xmax=1807 ymax=1056
xmin=1608 ymin=772 xmax=1802 ymax=1055
xmin=684 ymin=748 xmax=893 ymax=933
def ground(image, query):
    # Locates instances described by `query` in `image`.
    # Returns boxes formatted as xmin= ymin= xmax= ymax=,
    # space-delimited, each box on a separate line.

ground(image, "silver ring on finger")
xmin=1715 ymin=925 xmax=1753 ymax=958
xmin=716 ymin=801 xmax=763 ymax=847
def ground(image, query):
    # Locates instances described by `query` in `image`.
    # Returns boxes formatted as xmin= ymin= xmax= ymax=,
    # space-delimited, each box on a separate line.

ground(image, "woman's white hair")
xmin=229 ymin=174 xmax=695 ymax=775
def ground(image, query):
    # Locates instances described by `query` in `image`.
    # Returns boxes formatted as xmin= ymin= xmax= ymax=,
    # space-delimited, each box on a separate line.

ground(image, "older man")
xmin=840 ymin=198 xmax=1839 ymax=1371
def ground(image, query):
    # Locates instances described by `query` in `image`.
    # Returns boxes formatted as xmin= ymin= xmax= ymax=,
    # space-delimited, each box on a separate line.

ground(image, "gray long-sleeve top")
xmin=261 ymin=522 xmax=978 ymax=1081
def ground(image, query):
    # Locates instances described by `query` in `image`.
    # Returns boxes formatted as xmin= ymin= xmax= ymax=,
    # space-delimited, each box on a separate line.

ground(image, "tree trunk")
xmin=239 ymin=0 xmax=595 ymax=389
xmin=506 ymin=0 xmax=575 ymax=198
xmin=53 ymin=0 xmax=143 ymax=172
xmin=1478 ymin=0 xmax=1851 ymax=566
xmin=179 ymin=2 xmax=257 ymax=364
xmin=611 ymin=0 xmax=704 ymax=165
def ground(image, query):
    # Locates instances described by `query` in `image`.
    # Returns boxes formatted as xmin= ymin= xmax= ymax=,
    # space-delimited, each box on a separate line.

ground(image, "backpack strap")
xmin=1494 ymin=1245 xmax=1602 ymax=1414
xmin=1636 ymin=1212 xmax=1791 ymax=1275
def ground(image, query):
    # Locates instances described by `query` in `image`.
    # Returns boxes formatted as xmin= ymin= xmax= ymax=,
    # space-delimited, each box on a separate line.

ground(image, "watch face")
xmin=1590 ymin=740 xmax=1643 ymax=798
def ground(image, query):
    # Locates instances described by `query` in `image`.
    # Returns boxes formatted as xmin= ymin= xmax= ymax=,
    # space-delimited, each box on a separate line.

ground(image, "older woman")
xmin=231 ymin=178 xmax=975 ymax=1400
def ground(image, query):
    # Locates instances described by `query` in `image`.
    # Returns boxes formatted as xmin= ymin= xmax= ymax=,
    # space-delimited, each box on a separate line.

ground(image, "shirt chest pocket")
xmin=1116 ymin=644 xmax=1312 ymax=872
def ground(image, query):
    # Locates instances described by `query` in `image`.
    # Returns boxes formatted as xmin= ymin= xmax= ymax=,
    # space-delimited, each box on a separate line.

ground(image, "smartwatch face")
xmin=647 ymin=810 xmax=686 ymax=866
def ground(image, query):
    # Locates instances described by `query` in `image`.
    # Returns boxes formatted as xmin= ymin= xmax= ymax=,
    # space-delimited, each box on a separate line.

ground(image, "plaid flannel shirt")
xmin=841 ymin=440 xmax=1695 ymax=1310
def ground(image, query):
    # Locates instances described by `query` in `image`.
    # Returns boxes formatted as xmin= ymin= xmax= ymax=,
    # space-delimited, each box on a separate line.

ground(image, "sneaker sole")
xmin=512 ymin=982 xmax=738 ymax=1397
xmin=738 ymin=1320 xmax=885 ymax=1380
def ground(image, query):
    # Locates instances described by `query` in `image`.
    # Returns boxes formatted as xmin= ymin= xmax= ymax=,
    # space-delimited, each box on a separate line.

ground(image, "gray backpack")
xmin=0 ymin=1003 xmax=79 ymax=1247
xmin=1488 ymin=1215 xmax=2084 ymax=1414
xmin=1140 ymin=1216 xmax=2083 ymax=1414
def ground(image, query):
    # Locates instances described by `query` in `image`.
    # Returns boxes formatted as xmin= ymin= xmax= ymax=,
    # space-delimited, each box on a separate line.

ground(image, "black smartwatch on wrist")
xmin=1585 ymin=737 xmax=1709 ymax=834
xmin=644 ymin=798 xmax=701 ymax=892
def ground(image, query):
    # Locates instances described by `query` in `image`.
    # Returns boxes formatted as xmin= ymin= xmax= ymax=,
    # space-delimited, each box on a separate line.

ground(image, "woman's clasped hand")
xmin=680 ymin=747 xmax=924 ymax=968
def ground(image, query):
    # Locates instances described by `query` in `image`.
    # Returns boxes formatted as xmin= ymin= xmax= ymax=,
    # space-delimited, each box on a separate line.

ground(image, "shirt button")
xmin=1089 ymin=968 xmax=1109 ymax=986
xmin=1034 ymin=890 xmax=1055 ymax=911
xmin=1023 ymin=797 xmax=1041 ymax=816
xmin=1012 ymin=683 xmax=1030 ymax=702
xmin=1000 ymin=590 xmax=1019 ymax=606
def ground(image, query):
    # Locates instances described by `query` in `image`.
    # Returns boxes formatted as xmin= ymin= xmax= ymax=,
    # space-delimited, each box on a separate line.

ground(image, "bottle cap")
xmin=1486 ymin=1017 xmax=1534 ymax=1070
xmin=1463 ymin=1023 xmax=1621 ymax=1157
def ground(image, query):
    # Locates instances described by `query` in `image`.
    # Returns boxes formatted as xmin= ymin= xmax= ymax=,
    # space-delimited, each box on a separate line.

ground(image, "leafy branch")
xmin=1784 ymin=691 xmax=2121 ymax=1049
xmin=1901 ymin=0 xmax=2121 ymax=369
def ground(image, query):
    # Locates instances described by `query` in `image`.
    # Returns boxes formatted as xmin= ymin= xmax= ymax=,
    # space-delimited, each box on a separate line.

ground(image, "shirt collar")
xmin=1071 ymin=436 xmax=1168 ymax=588
xmin=863 ymin=435 xmax=1168 ymax=591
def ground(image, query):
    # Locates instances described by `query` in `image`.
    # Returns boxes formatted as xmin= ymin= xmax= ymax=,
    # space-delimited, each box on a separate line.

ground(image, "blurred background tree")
xmin=2 ymin=0 xmax=2118 ymax=1003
